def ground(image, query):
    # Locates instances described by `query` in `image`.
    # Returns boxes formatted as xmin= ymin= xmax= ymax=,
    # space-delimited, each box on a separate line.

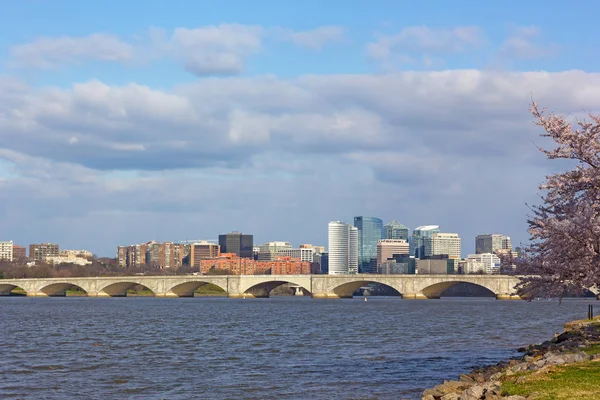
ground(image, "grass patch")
xmin=195 ymin=283 xmax=226 ymax=296
xmin=581 ymin=343 xmax=600 ymax=356
xmin=502 ymin=360 xmax=600 ymax=400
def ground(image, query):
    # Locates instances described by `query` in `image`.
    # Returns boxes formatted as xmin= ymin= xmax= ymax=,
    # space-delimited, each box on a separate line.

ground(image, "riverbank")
xmin=422 ymin=316 xmax=600 ymax=400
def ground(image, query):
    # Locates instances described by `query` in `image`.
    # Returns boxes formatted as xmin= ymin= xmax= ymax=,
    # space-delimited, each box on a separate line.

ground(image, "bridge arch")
xmin=418 ymin=281 xmax=497 ymax=299
xmin=0 ymin=283 xmax=24 ymax=296
xmin=165 ymin=281 xmax=227 ymax=297
xmin=96 ymin=281 xmax=156 ymax=297
xmin=327 ymin=279 xmax=402 ymax=299
xmin=238 ymin=276 xmax=312 ymax=298
xmin=38 ymin=282 xmax=89 ymax=297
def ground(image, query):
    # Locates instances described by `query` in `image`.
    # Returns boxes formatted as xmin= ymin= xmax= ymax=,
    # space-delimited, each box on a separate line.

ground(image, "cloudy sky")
xmin=0 ymin=0 xmax=598 ymax=257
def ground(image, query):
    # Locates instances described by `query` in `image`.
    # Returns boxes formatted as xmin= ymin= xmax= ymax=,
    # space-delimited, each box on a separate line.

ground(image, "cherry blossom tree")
xmin=514 ymin=103 xmax=600 ymax=299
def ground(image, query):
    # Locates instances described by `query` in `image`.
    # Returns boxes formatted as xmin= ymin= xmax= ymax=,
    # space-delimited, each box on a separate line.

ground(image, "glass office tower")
xmin=354 ymin=216 xmax=383 ymax=273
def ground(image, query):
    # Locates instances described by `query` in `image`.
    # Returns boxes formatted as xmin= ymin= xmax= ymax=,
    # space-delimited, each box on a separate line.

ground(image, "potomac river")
xmin=0 ymin=296 xmax=592 ymax=399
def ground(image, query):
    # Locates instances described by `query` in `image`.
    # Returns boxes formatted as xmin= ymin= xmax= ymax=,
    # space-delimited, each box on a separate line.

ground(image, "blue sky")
xmin=0 ymin=1 xmax=599 ymax=256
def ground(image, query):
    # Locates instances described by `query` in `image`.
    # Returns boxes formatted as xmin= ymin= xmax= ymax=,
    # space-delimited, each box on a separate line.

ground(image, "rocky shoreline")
xmin=421 ymin=317 xmax=600 ymax=400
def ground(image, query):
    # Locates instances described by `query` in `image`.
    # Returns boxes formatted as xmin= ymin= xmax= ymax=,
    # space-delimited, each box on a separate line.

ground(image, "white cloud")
xmin=275 ymin=26 xmax=344 ymax=49
xmin=10 ymin=34 xmax=133 ymax=68
xmin=497 ymin=26 xmax=558 ymax=60
xmin=170 ymin=24 xmax=265 ymax=75
xmin=1 ymin=70 xmax=600 ymax=255
xmin=367 ymin=26 xmax=484 ymax=62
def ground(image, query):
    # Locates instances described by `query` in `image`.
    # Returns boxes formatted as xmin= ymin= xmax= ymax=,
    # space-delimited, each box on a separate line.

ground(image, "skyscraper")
xmin=475 ymin=234 xmax=512 ymax=254
xmin=424 ymin=233 xmax=461 ymax=259
xmin=384 ymin=220 xmax=409 ymax=241
xmin=412 ymin=225 xmax=440 ymax=258
xmin=354 ymin=216 xmax=383 ymax=273
xmin=218 ymin=232 xmax=254 ymax=258
xmin=328 ymin=221 xmax=358 ymax=274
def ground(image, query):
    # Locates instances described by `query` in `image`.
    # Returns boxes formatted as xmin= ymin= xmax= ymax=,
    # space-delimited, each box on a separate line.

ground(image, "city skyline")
xmin=1 ymin=221 xmax=510 ymax=259
xmin=1 ymin=1 xmax=598 ymax=257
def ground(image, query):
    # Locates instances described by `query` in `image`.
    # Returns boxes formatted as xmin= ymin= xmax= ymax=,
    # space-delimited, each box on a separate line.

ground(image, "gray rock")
xmin=441 ymin=393 xmax=461 ymax=400
xmin=545 ymin=356 xmax=566 ymax=365
xmin=422 ymin=388 xmax=443 ymax=398
xmin=489 ymin=372 xmax=502 ymax=381
xmin=462 ymin=385 xmax=484 ymax=400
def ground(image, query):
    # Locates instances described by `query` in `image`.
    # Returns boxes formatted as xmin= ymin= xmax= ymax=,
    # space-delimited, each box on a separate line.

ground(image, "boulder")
xmin=462 ymin=385 xmax=484 ymax=400
xmin=434 ymin=380 xmax=471 ymax=394
xmin=421 ymin=395 xmax=435 ymax=400
xmin=440 ymin=393 xmax=461 ymax=400
xmin=422 ymin=388 xmax=443 ymax=398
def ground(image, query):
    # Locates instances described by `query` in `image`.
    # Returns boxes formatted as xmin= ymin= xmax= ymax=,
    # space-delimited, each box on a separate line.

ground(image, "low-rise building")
xmin=46 ymin=255 xmax=92 ymax=266
xmin=197 ymin=253 xmax=311 ymax=275
xmin=0 ymin=241 xmax=14 ymax=261
xmin=417 ymin=256 xmax=455 ymax=274
xmin=29 ymin=243 xmax=59 ymax=261
xmin=12 ymin=245 xmax=27 ymax=260
xmin=466 ymin=253 xmax=501 ymax=274
xmin=376 ymin=239 xmax=410 ymax=267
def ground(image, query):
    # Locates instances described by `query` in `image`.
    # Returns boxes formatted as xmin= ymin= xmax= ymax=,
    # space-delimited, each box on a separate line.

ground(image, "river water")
xmin=0 ymin=296 xmax=592 ymax=399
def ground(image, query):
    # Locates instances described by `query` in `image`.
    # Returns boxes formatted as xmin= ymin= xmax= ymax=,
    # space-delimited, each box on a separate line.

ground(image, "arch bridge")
xmin=0 ymin=274 xmax=529 ymax=299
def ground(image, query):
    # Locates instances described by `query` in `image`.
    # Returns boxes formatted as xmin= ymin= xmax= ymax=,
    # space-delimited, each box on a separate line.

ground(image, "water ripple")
xmin=0 ymin=296 xmax=591 ymax=399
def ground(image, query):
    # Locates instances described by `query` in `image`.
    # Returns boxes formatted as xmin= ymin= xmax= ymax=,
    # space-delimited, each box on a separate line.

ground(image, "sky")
xmin=1 ymin=0 xmax=599 ymax=257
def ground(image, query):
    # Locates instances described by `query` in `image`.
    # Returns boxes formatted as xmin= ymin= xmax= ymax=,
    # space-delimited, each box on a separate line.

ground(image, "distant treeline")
xmin=0 ymin=260 xmax=232 ymax=279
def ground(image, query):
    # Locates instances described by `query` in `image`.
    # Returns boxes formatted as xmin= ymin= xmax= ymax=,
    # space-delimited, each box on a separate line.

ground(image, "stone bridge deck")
xmin=0 ymin=274 xmax=526 ymax=299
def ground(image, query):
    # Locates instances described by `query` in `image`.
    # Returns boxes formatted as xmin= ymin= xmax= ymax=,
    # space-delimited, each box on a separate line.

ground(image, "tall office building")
xmin=412 ymin=225 xmax=440 ymax=258
xmin=384 ymin=220 xmax=409 ymax=241
xmin=0 ymin=241 xmax=13 ymax=261
xmin=219 ymin=232 xmax=254 ymax=258
xmin=29 ymin=243 xmax=59 ymax=261
xmin=328 ymin=221 xmax=358 ymax=274
xmin=475 ymin=234 xmax=512 ymax=254
xmin=376 ymin=239 xmax=410 ymax=267
xmin=424 ymin=233 xmax=461 ymax=259
xmin=190 ymin=241 xmax=220 ymax=267
xmin=354 ymin=216 xmax=383 ymax=273
xmin=257 ymin=241 xmax=292 ymax=261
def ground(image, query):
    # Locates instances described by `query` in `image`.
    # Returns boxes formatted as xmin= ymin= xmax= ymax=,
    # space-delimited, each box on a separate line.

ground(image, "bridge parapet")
xmin=0 ymin=274 xmax=526 ymax=299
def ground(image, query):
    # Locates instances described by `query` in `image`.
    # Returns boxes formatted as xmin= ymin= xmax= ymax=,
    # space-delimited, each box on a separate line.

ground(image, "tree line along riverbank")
xmin=421 ymin=316 xmax=600 ymax=400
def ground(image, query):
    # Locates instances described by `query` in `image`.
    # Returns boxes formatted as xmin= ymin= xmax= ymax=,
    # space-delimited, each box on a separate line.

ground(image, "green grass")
xmin=581 ymin=343 xmax=600 ymax=356
xmin=502 ymin=360 xmax=600 ymax=400
xmin=194 ymin=283 xmax=226 ymax=296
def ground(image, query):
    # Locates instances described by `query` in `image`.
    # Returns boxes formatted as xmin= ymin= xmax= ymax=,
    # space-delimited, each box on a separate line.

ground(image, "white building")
xmin=0 ymin=241 xmax=13 ymax=261
xmin=424 ymin=233 xmax=461 ymax=259
xmin=46 ymin=255 xmax=92 ymax=266
xmin=466 ymin=253 xmax=501 ymax=274
xmin=277 ymin=247 xmax=315 ymax=263
xmin=328 ymin=221 xmax=358 ymax=274
xmin=376 ymin=239 xmax=410 ymax=266
xmin=60 ymin=249 xmax=93 ymax=259
xmin=257 ymin=241 xmax=292 ymax=261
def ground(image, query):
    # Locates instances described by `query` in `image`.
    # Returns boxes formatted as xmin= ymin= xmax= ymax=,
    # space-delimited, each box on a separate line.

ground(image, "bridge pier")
xmin=154 ymin=292 xmax=181 ymax=298
xmin=87 ymin=292 xmax=113 ymax=297
xmin=311 ymin=293 xmax=351 ymax=299
xmin=496 ymin=294 xmax=523 ymax=300
xmin=26 ymin=292 xmax=50 ymax=297
xmin=402 ymin=293 xmax=430 ymax=300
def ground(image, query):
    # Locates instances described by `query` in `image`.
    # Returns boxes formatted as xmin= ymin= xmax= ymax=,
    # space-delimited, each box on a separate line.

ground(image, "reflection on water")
xmin=0 ymin=297 xmax=592 ymax=399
